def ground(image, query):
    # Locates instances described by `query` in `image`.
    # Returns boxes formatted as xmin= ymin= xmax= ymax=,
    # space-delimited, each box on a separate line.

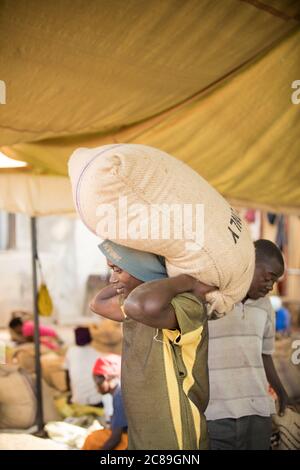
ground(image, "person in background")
xmin=89 ymin=240 xmax=215 ymax=450
xmin=270 ymin=295 xmax=291 ymax=336
xmin=206 ymin=239 xmax=291 ymax=450
xmin=8 ymin=316 xmax=62 ymax=351
xmin=64 ymin=327 xmax=112 ymax=417
xmin=82 ymin=354 xmax=127 ymax=450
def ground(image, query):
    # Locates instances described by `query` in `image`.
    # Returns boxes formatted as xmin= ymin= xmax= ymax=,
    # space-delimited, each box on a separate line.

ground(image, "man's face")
xmin=107 ymin=260 xmax=143 ymax=299
xmin=247 ymin=259 xmax=284 ymax=300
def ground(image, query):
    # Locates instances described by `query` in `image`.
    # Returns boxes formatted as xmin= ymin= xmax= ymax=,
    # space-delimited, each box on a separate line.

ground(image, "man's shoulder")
xmin=246 ymin=296 xmax=273 ymax=314
xmin=171 ymin=292 xmax=206 ymax=323
xmin=172 ymin=292 xmax=204 ymax=309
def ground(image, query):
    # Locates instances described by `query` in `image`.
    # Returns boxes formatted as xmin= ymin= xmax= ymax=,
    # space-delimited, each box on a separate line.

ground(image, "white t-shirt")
xmin=64 ymin=345 xmax=108 ymax=406
xmin=206 ymin=297 xmax=276 ymax=421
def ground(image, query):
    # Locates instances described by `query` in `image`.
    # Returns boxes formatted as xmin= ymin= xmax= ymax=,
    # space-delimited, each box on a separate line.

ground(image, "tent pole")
xmin=30 ymin=216 xmax=44 ymax=433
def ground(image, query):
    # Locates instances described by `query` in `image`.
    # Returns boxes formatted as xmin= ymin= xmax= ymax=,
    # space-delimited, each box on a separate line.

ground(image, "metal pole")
xmin=30 ymin=216 xmax=44 ymax=433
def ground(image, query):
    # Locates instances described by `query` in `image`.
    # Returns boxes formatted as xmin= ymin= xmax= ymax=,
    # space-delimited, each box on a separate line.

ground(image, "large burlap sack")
xmin=12 ymin=343 xmax=51 ymax=373
xmin=0 ymin=364 xmax=61 ymax=429
xmin=89 ymin=319 xmax=123 ymax=355
xmin=69 ymin=144 xmax=255 ymax=313
xmin=41 ymin=380 xmax=62 ymax=423
xmin=40 ymin=353 xmax=67 ymax=392
xmin=273 ymin=337 xmax=300 ymax=400
xmin=272 ymin=408 xmax=300 ymax=450
xmin=0 ymin=365 xmax=36 ymax=429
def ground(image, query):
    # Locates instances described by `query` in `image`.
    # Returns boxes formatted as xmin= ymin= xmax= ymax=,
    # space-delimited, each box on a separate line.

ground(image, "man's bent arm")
xmin=89 ymin=285 xmax=124 ymax=322
xmin=124 ymin=274 xmax=215 ymax=329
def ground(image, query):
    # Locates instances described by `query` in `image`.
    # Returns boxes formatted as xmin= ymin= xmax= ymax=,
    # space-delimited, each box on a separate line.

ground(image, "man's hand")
xmin=262 ymin=354 xmax=291 ymax=417
xmin=277 ymin=390 xmax=289 ymax=416
xmin=89 ymin=285 xmax=124 ymax=322
xmin=277 ymin=391 xmax=296 ymax=416
xmin=189 ymin=278 xmax=217 ymax=302
xmin=90 ymin=285 xmax=118 ymax=304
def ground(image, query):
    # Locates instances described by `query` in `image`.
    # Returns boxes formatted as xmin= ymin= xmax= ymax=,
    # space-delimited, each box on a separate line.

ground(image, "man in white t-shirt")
xmin=206 ymin=239 xmax=290 ymax=450
xmin=64 ymin=327 xmax=112 ymax=415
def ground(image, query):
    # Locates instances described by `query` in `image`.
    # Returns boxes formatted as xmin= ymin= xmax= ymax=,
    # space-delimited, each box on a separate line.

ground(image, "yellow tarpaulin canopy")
xmin=1 ymin=0 xmax=300 ymax=213
xmin=0 ymin=171 xmax=74 ymax=216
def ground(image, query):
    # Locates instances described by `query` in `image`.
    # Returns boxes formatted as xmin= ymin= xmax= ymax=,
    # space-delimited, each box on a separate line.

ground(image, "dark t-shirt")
xmin=121 ymin=293 xmax=209 ymax=450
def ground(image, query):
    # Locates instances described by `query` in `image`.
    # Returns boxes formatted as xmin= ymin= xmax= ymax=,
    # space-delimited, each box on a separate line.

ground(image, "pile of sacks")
xmin=273 ymin=336 xmax=300 ymax=400
xmin=0 ymin=364 xmax=60 ymax=430
xmin=11 ymin=343 xmax=67 ymax=392
xmin=89 ymin=319 xmax=123 ymax=355
xmin=272 ymin=407 xmax=300 ymax=450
